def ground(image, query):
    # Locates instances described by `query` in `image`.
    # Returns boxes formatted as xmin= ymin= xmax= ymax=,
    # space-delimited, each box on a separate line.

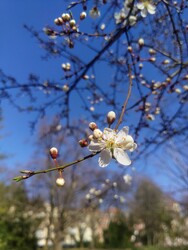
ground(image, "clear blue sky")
xmin=0 ymin=0 xmax=181 ymax=196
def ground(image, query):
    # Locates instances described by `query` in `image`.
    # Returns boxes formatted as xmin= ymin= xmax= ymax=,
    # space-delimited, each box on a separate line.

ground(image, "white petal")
xmin=116 ymin=126 xmax=129 ymax=143
xmin=147 ymin=4 xmax=156 ymax=14
xmin=98 ymin=149 xmax=112 ymax=167
xmin=103 ymin=128 xmax=116 ymax=140
xmin=141 ymin=8 xmax=147 ymax=18
xmin=113 ymin=148 xmax=131 ymax=166
xmin=88 ymin=140 xmax=105 ymax=152
xmin=129 ymin=16 xmax=137 ymax=26
xmin=125 ymin=135 xmax=134 ymax=143
xmin=137 ymin=2 xmax=145 ymax=10
xmin=129 ymin=143 xmax=137 ymax=152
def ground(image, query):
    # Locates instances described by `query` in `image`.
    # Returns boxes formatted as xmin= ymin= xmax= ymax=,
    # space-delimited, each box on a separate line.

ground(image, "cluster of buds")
xmin=61 ymin=62 xmax=71 ymax=71
xmin=54 ymin=12 xmax=78 ymax=31
xmin=89 ymin=111 xmax=116 ymax=139
xmin=78 ymin=111 xmax=116 ymax=148
xmin=53 ymin=11 xmax=87 ymax=36
xmin=49 ymin=147 xmax=65 ymax=187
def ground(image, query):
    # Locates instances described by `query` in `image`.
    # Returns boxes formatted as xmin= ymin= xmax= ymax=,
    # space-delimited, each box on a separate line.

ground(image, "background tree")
xmin=129 ymin=178 xmax=172 ymax=246
xmin=0 ymin=182 xmax=40 ymax=250
xmin=103 ymin=210 xmax=133 ymax=248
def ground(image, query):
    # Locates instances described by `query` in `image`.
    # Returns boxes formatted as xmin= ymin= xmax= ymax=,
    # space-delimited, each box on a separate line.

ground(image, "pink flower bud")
xmin=79 ymin=139 xmax=88 ymax=147
xmin=50 ymin=147 xmax=58 ymax=159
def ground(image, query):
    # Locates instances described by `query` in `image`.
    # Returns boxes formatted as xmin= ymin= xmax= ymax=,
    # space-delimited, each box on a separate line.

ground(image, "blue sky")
xmin=0 ymin=0 xmax=184 ymax=197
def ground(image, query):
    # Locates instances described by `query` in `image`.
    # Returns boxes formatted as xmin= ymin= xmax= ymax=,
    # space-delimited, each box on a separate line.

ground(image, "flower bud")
xmin=80 ymin=11 xmax=87 ymax=20
xmin=54 ymin=17 xmax=63 ymax=26
xmin=69 ymin=19 xmax=76 ymax=28
xmin=146 ymin=114 xmax=155 ymax=121
xmin=79 ymin=139 xmax=88 ymax=147
xmin=183 ymin=85 xmax=188 ymax=91
xmin=89 ymin=7 xmax=101 ymax=19
xmin=149 ymin=48 xmax=156 ymax=55
xmin=149 ymin=57 xmax=156 ymax=62
xmin=162 ymin=59 xmax=170 ymax=65
xmin=183 ymin=74 xmax=188 ymax=80
xmin=62 ymin=84 xmax=69 ymax=92
xmin=93 ymin=129 xmax=103 ymax=139
xmin=175 ymin=88 xmax=181 ymax=94
xmin=127 ymin=46 xmax=133 ymax=53
xmin=138 ymin=38 xmax=144 ymax=48
xmin=107 ymin=111 xmax=116 ymax=125
xmin=89 ymin=122 xmax=98 ymax=131
xmin=62 ymin=13 xmax=71 ymax=22
xmin=113 ymin=182 xmax=117 ymax=187
xmin=56 ymin=177 xmax=65 ymax=187
xmin=50 ymin=147 xmax=58 ymax=159
xmin=82 ymin=74 xmax=89 ymax=80
xmin=139 ymin=63 xmax=143 ymax=69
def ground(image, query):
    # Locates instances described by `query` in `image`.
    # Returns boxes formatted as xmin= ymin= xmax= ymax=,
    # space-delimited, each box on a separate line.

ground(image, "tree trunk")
xmin=54 ymin=241 xmax=62 ymax=250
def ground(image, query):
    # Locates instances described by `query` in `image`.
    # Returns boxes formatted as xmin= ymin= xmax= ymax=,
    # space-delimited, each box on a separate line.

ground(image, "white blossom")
xmin=137 ymin=0 xmax=156 ymax=18
xmin=123 ymin=174 xmax=132 ymax=185
xmin=89 ymin=7 xmax=100 ymax=19
xmin=114 ymin=0 xmax=137 ymax=26
xmin=88 ymin=126 xmax=137 ymax=167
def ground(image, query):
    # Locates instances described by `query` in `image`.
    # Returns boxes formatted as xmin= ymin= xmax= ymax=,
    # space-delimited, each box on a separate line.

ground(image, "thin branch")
xmin=114 ymin=65 xmax=133 ymax=130
xmin=13 ymin=152 xmax=99 ymax=182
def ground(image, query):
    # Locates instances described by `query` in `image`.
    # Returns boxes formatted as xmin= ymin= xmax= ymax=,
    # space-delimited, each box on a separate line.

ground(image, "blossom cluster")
xmin=114 ymin=0 xmax=156 ymax=26
xmin=80 ymin=111 xmax=137 ymax=168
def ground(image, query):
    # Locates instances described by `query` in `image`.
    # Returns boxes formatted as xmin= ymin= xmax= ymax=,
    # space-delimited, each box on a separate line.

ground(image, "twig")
xmin=114 ymin=65 xmax=133 ymax=130
xmin=13 ymin=152 xmax=99 ymax=182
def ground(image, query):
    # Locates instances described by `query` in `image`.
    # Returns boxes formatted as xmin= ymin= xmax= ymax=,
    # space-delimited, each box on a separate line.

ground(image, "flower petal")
xmin=137 ymin=2 xmax=145 ymax=10
xmin=113 ymin=148 xmax=131 ymax=166
xmin=88 ymin=139 xmax=105 ymax=152
xmin=129 ymin=143 xmax=137 ymax=152
xmin=116 ymin=126 xmax=129 ymax=143
xmin=103 ymin=128 xmax=116 ymax=140
xmin=141 ymin=8 xmax=147 ymax=18
xmin=98 ymin=149 xmax=112 ymax=167
xmin=125 ymin=135 xmax=134 ymax=143
xmin=147 ymin=4 xmax=156 ymax=14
